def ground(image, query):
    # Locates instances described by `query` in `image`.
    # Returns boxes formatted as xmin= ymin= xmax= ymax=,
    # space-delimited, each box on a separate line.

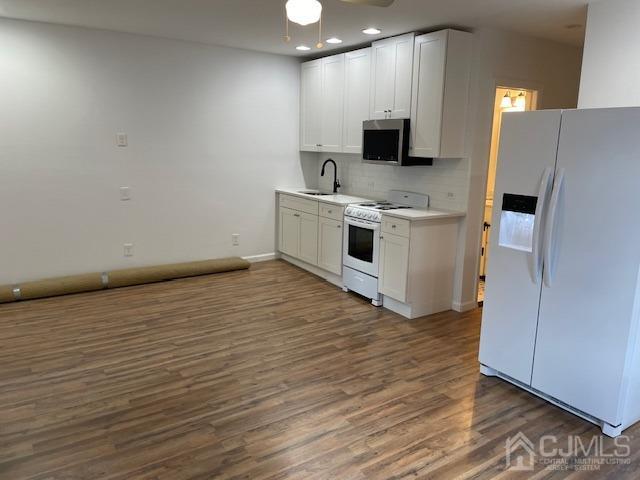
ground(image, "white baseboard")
xmin=452 ymin=299 xmax=479 ymax=312
xmin=242 ymin=253 xmax=278 ymax=263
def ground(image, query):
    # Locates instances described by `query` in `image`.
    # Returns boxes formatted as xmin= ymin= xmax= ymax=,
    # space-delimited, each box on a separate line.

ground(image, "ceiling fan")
xmin=284 ymin=0 xmax=394 ymax=49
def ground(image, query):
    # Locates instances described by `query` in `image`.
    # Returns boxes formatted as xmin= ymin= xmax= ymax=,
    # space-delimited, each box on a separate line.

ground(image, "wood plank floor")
xmin=1 ymin=259 xmax=638 ymax=479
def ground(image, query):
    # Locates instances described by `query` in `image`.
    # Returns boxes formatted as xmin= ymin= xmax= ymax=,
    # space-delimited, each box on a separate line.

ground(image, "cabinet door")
xmin=379 ymin=232 xmax=409 ymax=302
xmin=390 ymin=33 xmax=415 ymax=119
xmin=318 ymin=217 xmax=343 ymax=275
xmin=370 ymin=33 xmax=415 ymax=120
xmin=298 ymin=212 xmax=319 ymax=266
xmin=320 ymin=54 xmax=345 ymax=152
xmin=370 ymin=38 xmax=396 ymax=119
xmin=300 ymin=60 xmax=322 ymax=151
xmin=410 ymin=31 xmax=447 ymax=157
xmin=343 ymin=48 xmax=371 ymax=154
xmin=279 ymin=207 xmax=300 ymax=257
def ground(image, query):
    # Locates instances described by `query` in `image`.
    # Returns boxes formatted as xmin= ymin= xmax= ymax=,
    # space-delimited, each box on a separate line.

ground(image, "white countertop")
xmin=276 ymin=187 xmax=465 ymax=220
xmin=380 ymin=208 xmax=466 ymax=221
xmin=276 ymin=188 xmax=373 ymax=206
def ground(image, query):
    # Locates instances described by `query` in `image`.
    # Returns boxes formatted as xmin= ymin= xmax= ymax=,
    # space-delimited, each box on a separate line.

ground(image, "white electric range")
xmin=342 ymin=191 xmax=430 ymax=306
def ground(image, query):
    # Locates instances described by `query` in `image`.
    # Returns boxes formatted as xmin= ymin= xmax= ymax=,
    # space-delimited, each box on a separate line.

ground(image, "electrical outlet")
xmin=447 ymin=192 xmax=456 ymax=199
xmin=116 ymin=133 xmax=128 ymax=147
xmin=123 ymin=243 xmax=134 ymax=257
xmin=119 ymin=186 xmax=131 ymax=201
xmin=232 ymin=234 xmax=240 ymax=246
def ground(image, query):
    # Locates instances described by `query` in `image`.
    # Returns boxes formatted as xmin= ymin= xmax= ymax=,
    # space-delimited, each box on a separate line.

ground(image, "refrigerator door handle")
xmin=531 ymin=167 xmax=554 ymax=282
xmin=543 ymin=168 xmax=565 ymax=287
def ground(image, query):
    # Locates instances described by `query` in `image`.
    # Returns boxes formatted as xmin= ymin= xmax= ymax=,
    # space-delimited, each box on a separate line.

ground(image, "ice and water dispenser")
xmin=498 ymin=194 xmax=538 ymax=252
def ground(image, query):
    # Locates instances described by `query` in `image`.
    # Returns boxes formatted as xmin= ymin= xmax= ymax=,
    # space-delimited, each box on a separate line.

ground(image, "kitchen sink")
xmin=298 ymin=191 xmax=332 ymax=196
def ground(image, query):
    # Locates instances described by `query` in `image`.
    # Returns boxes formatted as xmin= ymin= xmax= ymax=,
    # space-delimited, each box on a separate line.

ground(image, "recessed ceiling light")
xmin=362 ymin=28 xmax=381 ymax=35
xmin=326 ymin=37 xmax=343 ymax=44
xmin=296 ymin=45 xmax=311 ymax=51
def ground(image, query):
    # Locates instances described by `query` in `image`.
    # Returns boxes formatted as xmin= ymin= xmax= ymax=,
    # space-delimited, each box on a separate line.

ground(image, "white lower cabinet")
xmin=379 ymin=232 xmax=409 ymax=302
xmin=378 ymin=215 xmax=459 ymax=319
xmin=279 ymin=207 xmax=301 ymax=257
xmin=318 ymin=217 xmax=343 ymax=275
xmin=278 ymin=195 xmax=344 ymax=273
xmin=279 ymin=206 xmax=318 ymax=266
xmin=298 ymin=212 xmax=319 ymax=265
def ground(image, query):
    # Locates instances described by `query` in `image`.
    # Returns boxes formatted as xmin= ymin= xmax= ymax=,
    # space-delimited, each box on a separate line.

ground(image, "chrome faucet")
xmin=321 ymin=158 xmax=341 ymax=194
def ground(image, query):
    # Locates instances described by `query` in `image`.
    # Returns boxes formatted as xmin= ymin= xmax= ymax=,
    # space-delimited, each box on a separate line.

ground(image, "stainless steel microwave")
xmin=362 ymin=119 xmax=432 ymax=166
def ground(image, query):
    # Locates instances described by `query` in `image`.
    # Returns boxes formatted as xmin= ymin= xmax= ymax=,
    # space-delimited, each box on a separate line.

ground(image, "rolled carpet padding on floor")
xmin=0 ymin=257 xmax=250 ymax=304
xmin=107 ymin=257 xmax=250 ymax=288
xmin=0 ymin=285 xmax=15 ymax=303
xmin=18 ymin=273 xmax=105 ymax=301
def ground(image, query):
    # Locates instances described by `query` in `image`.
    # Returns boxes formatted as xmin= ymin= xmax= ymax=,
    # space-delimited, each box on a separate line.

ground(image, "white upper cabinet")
xmin=370 ymin=33 xmax=415 ymax=120
xmin=409 ymin=29 xmax=472 ymax=158
xmin=342 ymin=48 xmax=371 ymax=154
xmin=301 ymin=29 xmax=472 ymax=157
xmin=300 ymin=59 xmax=322 ymax=151
xmin=319 ymin=54 xmax=345 ymax=152
xmin=300 ymin=54 xmax=345 ymax=153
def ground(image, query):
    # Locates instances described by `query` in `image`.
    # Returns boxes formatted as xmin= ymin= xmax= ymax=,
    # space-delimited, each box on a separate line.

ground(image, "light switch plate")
xmin=123 ymin=243 xmax=134 ymax=257
xmin=119 ymin=186 xmax=131 ymax=201
xmin=116 ymin=133 xmax=128 ymax=147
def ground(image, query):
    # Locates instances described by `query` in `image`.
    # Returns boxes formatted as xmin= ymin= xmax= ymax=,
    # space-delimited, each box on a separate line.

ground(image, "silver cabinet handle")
xmin=293 ymin=213 xmax=300 ymax=217
xmin=392 ymin=224 xmax=397 ymax=229
xmin=328 ymin=209 xmax=333 ymax=214
xmin=337 ymin=225 xmax=341 ymax=229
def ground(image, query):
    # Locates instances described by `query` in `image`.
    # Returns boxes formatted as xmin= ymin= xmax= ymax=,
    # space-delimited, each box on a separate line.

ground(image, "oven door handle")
xmin=344 ymin=217 xmax=380 ymax=230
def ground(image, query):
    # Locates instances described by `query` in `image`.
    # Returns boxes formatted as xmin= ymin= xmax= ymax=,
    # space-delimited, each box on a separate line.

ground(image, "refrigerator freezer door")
xmin=532 ymin=107 xmax=640 ymax=426
xmin=479 ymin=110 xmax=561 ymax=385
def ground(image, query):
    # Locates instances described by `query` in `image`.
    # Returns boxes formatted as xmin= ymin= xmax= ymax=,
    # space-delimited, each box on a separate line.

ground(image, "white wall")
xmin=578 ymin=0 xmax=640 ymax=108
xmin=318 ymin=28 xmax=582 ymax=310
xmin=0 ymin=19 xmax=311 ymax=284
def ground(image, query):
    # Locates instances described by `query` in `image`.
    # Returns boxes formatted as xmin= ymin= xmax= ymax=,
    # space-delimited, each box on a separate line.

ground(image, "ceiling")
xmin=0 ymin=0 xmax=588 ymax=57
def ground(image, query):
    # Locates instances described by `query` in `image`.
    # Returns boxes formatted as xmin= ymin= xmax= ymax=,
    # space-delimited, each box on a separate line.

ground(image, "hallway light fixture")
xmin=500 ymin=91 xmax=513 ymax=109
xmin=514 ymin=91 xmax=526 ymax=109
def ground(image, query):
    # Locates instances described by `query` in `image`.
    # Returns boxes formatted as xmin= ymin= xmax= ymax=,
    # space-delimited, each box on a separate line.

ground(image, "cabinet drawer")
xmin=279 ymin=194 xmax=318 ymax=215
xmin=382 ymin=216 xmax=410 ymax=237
xmin=319 ymin=203 xmax=344 ymax=221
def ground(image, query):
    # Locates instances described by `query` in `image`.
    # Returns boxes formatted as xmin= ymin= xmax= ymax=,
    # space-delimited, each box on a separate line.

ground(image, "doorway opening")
xmin=478 ymin=86 xmax=538 ymax=304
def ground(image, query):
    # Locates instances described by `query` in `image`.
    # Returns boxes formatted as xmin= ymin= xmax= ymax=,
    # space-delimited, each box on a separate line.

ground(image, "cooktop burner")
xmin=357 ymin=202 xmax=413 ymax=211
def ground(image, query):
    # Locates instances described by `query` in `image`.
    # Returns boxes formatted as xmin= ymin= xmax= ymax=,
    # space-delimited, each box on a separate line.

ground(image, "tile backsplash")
xmin=316 ymin=153 xmax=470 ymax=211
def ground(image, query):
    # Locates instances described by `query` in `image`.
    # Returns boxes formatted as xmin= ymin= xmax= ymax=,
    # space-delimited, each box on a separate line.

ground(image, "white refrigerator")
xmin=479 ymin=107 xmax=640 ymax=437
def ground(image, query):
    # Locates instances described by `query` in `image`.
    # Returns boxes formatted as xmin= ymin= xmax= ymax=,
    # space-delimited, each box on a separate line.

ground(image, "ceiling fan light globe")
xmin=286 ymin=0 xmax=323 ymax=26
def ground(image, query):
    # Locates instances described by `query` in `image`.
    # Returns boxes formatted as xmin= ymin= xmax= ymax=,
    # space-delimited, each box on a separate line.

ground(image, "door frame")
xmin=474 ymin=77 xmax=544 ymax=303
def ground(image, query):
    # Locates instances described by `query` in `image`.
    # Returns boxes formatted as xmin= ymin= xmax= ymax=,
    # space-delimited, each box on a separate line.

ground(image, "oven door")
xmin=343 ymin=216 xmax=380 ymax=277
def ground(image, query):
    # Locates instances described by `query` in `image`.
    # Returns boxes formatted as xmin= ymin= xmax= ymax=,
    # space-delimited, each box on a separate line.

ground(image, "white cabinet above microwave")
xmin=369 ymin=33 xmax=415 ymax=120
